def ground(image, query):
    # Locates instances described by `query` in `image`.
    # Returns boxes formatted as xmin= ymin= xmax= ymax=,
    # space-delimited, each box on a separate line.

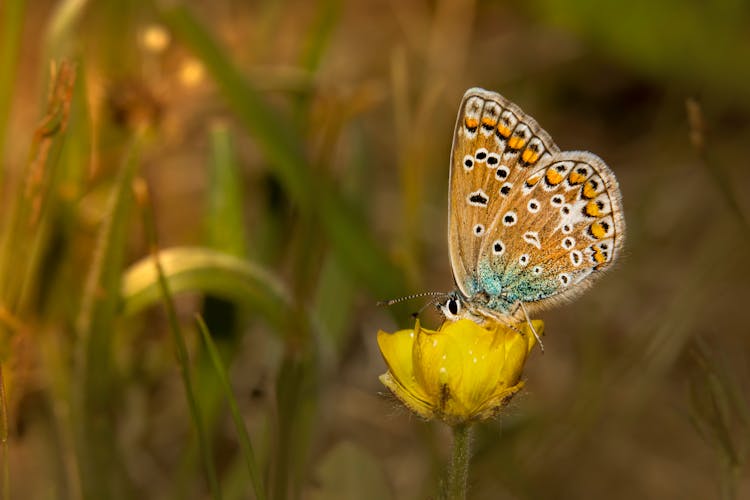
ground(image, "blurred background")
xmin=0 ymin=0 xmax=749 ymax=499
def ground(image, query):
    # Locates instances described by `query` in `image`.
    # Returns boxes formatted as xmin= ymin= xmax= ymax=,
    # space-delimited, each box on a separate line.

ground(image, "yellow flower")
xmin=377 ymin=318 xmax=542 ymax=425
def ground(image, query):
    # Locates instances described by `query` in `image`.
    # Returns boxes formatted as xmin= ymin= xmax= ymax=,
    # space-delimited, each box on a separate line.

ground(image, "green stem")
xmin=446 ymin=423 xmax=472 ymax=500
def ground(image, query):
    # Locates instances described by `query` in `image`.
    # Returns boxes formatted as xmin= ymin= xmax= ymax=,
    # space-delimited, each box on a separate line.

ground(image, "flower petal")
xmin=377 ymin=326 xmax=434 ymax=419
xmin=443 ymin=321 xmax=504 ymax=415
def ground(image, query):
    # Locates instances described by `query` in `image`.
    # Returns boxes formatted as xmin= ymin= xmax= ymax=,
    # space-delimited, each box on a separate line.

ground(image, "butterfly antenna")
xmin=377 ymin=291 xmax=447 ymax=307
xmin=411 ymin=295 xmax=448 ymax=319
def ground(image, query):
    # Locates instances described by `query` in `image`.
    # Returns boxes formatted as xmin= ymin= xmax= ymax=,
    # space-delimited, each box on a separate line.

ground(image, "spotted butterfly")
xmin=438 ymin=88 xmax=625 ymax=326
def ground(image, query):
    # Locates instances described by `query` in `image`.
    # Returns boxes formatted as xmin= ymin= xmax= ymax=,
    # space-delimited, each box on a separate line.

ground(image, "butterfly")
xmin=437 ymin=88 xmax=625 ymax=331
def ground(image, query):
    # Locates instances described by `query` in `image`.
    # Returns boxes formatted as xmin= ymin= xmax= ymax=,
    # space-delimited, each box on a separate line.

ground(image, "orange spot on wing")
xmin=497 ymin=124 xmax=511 ymax=137
xmin=584 ymin=201 xmax=601 ymax=217
xmin=465 ymin=118 xmax=479 ymax=129
xmin=526 ymin=174 xmax=541 ymax=186
xmin=569 ymin=171 xmax=587 ymax=184
xmin=508 ymin=136 xmax=526 ymax=149
xmin=582 ymin=180 xmax=598 ymax=199
xmin=593 ymin=247 xmax=606 ymax=264
xmin=481 ymin=116 xmax=498 ymax=127
xmin=521 ymin=149 xmax=539 ymax=164
xmin=590 ymin=222 xmax=607 ymax=239
xmin=546 ymin=169 xmax=564 ymax=185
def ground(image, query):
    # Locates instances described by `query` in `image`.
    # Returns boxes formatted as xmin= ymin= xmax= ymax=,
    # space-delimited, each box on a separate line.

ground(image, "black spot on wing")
xmin=469 ymin=192 xmax=488 ymax=206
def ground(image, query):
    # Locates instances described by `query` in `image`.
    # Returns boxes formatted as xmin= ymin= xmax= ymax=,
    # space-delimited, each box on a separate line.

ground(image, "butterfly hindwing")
xmin=480 ymin=151 xmax=625 ymax=312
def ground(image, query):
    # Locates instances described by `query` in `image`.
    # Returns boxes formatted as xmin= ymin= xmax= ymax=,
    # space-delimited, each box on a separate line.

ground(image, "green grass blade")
xmin=202 ymin=120 xmax=248 ymax=343
xmin=273 ymin=350 xmax=318 ymax=500
xmin=291 ymin=0 xmax=340 ymax=117
xmin=0 ymin=61 xmax=77 ymax=316
xmin=138 ymin=189 xmax=223 ymax=500
xmin=196 ymin=315 xmax=267 ymax=500
xmin=0 ymin=60 xmax=80 ymax=500
xmin=157 ymin=4 xmax=405 ymax=298
xmin=74 ymin=129 xmax=143 ymax=500
xmin=158 ymin=4 xmax=310 ymax=208
xmin=0 ymin=0 xmax=27 ymax=173
xmin=44 ymin=0 xmax=90 ymax=60
xmin=299 ymin=0 xmax=341 ymax=74
xmin=121 ymin=246 xmax=294 ymax=331
xmin=206 ymin=122 xmax=248 ymax=257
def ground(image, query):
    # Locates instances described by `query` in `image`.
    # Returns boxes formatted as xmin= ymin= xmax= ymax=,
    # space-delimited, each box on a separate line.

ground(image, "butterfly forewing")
xmin=448 ymin=88 xmax=624 ymax=316
xmin=448 ymin=88 xmax=559 ymax=298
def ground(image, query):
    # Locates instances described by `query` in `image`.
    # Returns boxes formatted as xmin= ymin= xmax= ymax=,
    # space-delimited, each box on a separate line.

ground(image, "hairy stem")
xmin=446 ymin=423 xmax=472 ymax=500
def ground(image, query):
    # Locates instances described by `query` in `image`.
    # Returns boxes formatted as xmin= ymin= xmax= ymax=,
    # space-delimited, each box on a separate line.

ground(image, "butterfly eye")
xmin=447 ymin=298 xmax=460 ymax=316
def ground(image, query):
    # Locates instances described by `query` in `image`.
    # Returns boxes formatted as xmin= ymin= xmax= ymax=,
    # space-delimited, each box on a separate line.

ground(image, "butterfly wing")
xmin=448 ymin=88 xmax=559 ymax=299
xmin=448 ymin=88 xmax=625 ymax=315
xmin=479 ymin=150 xmax=625 ymax=314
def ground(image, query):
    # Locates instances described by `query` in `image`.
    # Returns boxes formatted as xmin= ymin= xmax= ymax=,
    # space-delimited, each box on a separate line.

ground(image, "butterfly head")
xmin=437 ymin=292 xmax=462 ymax=321
xmin=437 ymin=291 xmax=490 ymax=324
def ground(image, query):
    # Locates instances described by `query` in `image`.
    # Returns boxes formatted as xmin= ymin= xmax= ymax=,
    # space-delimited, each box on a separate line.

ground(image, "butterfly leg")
xmin=512 ymin=301 xmax=544 ymax=353
xmin=481 ymin=308 xmax=543 ymax=352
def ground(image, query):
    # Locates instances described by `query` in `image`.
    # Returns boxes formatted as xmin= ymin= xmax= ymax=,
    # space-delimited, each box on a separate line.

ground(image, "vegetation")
xmin=0 ymin=1 xmax=748 ymax=498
